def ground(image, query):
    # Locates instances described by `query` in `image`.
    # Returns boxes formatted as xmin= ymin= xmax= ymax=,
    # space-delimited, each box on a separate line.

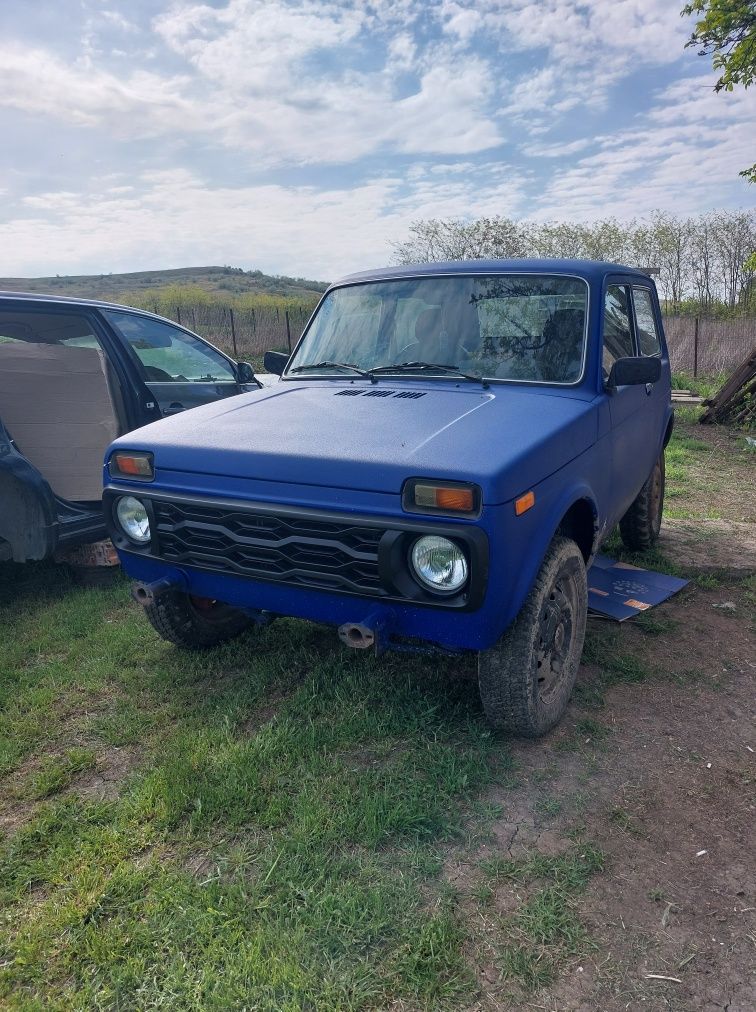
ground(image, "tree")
xmin=392 ymin=210 xmax=756 ymax=311
xmin=682 ymin=0 xmax=756 ymax=181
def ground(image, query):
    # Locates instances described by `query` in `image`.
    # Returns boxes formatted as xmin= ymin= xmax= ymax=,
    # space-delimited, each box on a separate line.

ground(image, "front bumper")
xmin=104 ymin=487 xmax=491 ymax=647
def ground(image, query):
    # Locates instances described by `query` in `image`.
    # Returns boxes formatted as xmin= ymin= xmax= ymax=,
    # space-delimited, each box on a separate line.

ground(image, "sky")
xmin=0 ymin=0 xmax=754 ymax=282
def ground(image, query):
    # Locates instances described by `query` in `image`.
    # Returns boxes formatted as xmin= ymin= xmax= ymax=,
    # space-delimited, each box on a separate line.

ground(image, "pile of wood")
xmin=700 ymin=347 xmax=756 ymax=427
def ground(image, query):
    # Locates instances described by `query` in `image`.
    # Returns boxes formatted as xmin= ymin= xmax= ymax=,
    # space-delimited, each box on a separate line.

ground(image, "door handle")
xmin=645 ymin=383 xmax=653 ymax=395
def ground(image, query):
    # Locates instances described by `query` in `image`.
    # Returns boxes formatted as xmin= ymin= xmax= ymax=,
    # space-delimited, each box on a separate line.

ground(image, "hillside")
xmin=0 ymin=265 xmax=329 ymax=300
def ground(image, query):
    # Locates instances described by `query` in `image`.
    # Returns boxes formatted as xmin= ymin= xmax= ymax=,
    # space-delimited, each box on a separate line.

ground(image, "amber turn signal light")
xmin=111 ymin=451 xmax=154 ymax=480
xmin=411 ymin=482 xmax=478 ymax=514
xmin=514 ymin=490 xmax=535 ymax=516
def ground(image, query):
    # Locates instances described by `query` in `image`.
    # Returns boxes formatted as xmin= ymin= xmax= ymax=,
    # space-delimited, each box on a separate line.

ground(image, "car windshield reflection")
xmin=287 ymin=274 xmax=588 ymax=385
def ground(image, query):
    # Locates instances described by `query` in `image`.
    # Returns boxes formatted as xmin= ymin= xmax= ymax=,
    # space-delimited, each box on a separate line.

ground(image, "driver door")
xmin=103 ymin=310 xmax=243 ymax=416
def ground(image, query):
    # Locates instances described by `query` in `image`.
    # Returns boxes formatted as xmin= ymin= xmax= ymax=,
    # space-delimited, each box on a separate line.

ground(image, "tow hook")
xmin=131 ymin=577 xmax=183 ymax=606
xmin=338 ymin=610 xmax=391 ymax=655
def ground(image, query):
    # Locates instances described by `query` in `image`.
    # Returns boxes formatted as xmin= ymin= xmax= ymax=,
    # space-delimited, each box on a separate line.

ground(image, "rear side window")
xmin=0 ymin=309 xmax=100 ymax=349
xmin=632 ymin=288 xmax=661 ymax=357
xmin=602 ymin=285 xmax=635 ymax=379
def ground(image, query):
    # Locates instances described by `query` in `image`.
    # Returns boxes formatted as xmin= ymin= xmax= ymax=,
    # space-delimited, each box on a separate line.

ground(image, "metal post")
xmin=176 ymin=306 xmax=181 ymax=325
xmin=285 ymin=309 xmax=292 ymax=352
xmin=693 ymin=316 xmax=699 ymax=378
xmin=229 ymin=307 xmax=238 ymax=359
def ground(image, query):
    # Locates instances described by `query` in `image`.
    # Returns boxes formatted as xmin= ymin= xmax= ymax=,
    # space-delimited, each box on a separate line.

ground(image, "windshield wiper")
xmin=369 ymin=361 xmax=489 ymax=387
xmin=289 ymin=361 xmax=375 ymax=381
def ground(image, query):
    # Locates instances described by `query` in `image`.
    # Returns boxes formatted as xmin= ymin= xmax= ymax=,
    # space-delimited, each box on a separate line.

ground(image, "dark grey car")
xmin=0 ymin=292 xmax=259 ymax=563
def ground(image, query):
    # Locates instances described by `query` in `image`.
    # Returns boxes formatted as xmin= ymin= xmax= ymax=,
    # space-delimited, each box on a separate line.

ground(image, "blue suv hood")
xmin=114 ymin=381 xmax=597 ymax=505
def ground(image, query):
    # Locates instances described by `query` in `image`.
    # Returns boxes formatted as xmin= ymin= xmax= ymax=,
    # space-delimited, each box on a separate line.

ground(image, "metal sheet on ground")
xmin=587 ymin=554 xmax=689 ymax=621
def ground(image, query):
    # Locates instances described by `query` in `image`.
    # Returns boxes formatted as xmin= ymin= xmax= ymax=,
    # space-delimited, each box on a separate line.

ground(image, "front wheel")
xmin=619 ymin=452 xmax=665 ymax=552
xmin=142 ymin=589 xmax=253 ymax=649
xmin=478 ymin=536 xmax=588 ymax=738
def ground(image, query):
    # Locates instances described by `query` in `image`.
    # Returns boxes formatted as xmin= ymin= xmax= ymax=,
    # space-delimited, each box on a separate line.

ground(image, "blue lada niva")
xmin=103 ymin=259 xmax=672 ymax=737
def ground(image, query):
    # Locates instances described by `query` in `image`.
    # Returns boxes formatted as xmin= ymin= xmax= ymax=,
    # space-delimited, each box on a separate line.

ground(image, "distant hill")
xmin=0 ymin=266 xmax=329 ymax=300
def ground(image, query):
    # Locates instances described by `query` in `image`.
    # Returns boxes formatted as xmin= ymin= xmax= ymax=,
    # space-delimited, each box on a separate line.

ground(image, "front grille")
xmin=151 ymin=499 xmax=387 ymax=596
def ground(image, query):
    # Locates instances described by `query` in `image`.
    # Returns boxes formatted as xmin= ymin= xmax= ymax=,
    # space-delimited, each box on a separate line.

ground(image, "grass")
xmin=0 ymin=561 xmax=510 ymax=1009
xmin=1 ymin=413 xmax=749 ymax=1006
xmin=479 ymin=846 xmax=604 ymax=989
xmin=671 ymin=371 xmax=726 ymax=401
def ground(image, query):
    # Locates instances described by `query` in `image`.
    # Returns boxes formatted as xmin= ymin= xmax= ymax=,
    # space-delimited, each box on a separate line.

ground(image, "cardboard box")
xmin=0 ymin=342 xmax=120 ymax=502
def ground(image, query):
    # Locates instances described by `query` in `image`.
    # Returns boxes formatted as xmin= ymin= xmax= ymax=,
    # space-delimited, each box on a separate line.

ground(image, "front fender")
xmin=486 ymin=465 xmax=600 ymax=642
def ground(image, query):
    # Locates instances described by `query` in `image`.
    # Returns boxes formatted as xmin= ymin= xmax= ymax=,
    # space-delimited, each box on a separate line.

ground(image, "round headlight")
xmin=410 ymin=535 xmax=468 ymax=593
xmin=115 ymin=496 xmax=151 ymax=544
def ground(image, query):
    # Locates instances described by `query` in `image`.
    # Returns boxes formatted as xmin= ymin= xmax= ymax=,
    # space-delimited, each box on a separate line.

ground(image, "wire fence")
xmin=153 ymin=302 xmax=756 ymax=378
xmin=662 ymin=316 xmax=756 ymax=376
xmin=154 ymin=303 xmax=317 ymax=361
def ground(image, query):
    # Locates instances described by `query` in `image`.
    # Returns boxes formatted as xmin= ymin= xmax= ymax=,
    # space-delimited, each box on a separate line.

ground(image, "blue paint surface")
xmin=105 ymin=260 xmax=674 ymax=652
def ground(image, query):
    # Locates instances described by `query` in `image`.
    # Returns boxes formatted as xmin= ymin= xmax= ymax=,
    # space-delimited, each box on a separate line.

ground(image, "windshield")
xmin=287 ymin=274 xmax=588 ymax=384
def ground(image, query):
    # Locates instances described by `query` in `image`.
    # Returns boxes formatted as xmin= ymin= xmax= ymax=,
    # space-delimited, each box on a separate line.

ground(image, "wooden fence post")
xmin=285 ymin=310 xmax=292 ymax=352
xmin=229 ymin=307 xmax=238 ymax=359
xmin=176 ymin=306 xmax=181 ymax=325
xmin=693 ymin=316 xmax=699 ymax=378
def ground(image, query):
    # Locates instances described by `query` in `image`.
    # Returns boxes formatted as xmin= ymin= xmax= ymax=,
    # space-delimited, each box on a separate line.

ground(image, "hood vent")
xmin=334 ymin=389 xmax=427 ymax=400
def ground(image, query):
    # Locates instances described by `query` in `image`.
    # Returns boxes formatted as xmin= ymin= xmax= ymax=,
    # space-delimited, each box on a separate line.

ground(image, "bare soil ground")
xmin=447 ymin=575 xmax=755 ymax=1011
xmin=444 ymin=417 xmax=756 ymax=1010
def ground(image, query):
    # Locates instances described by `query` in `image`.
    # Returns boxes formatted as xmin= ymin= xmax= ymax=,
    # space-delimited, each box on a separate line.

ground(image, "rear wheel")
xmin=142 ymin=589 xmax=252 ymax=649
xmin=619 ymin=452 xmax=665 ymax=551
xmin=477 ymin=536 xmax=587 ymax=737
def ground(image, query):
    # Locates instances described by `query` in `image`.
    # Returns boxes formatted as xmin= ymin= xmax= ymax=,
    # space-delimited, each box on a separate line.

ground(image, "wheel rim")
xmin=535 ymin=570 xmax=579 ymax=705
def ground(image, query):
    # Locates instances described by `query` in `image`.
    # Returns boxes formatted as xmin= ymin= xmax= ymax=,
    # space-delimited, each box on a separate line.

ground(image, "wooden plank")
xmin=700 ymin=347 xmax=756 ymax=423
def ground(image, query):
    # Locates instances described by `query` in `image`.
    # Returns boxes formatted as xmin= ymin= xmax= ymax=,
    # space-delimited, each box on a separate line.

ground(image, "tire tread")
xmin=478 ymin=536 xmax=587 ymax=738
xmin=619 ymin=453 xmax=665 ymax=552
xmin=143 ymin=590 xmax=251 ymax=649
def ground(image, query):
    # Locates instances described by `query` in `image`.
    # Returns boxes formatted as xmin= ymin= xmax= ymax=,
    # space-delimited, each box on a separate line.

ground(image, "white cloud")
xmin=531 ymin=74 xmax=756 ymax=220
xmin=0 ymin=43 xmax=198 ymax=135
xmin=0 ymin=165 xmax=526 ymax=279
xmin=153 ymin=0 xmax=504 ymax=162
xmin=0 ymin=2 xmax=504 ymax=164
xmin=0 ymin=0 xmax=752 ymax=281
xmin=486 ymin=0 xmax=694 ymax=124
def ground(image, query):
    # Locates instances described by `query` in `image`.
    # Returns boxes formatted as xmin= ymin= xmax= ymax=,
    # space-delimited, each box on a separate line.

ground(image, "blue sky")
xmin=0 ymin=0 xmax=754 ymax=281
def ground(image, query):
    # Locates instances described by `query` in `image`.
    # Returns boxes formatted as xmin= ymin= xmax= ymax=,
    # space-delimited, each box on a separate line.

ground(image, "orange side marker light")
xmin=515 ymin=490 xmax=535 ymax=516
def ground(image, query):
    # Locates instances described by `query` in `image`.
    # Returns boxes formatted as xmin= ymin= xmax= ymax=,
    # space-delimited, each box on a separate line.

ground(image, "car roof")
xmin=336 ymin=258 xmax=655 ymax=286
xmin=0 ymin=289 xmax=176 ymax=321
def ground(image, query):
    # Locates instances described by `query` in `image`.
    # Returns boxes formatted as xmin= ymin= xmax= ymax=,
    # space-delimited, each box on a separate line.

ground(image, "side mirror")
xmin=236 ymin=361 xmax=257 ymax=384
xmin=264 ymin=350 xmax=289 ymax=376
xmin=607 ymin=356 xmax=661 ymax=388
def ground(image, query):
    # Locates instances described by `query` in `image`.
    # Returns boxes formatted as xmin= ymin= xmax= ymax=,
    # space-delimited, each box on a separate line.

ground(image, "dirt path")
xmin=449 ymin=577 xmax=755 ymax=1011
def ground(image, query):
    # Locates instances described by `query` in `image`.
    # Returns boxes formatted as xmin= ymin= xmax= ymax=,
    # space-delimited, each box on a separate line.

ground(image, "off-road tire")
xmin=143 ymin=589 xmax=252 ymax=649
xmin=619 ymin=452 xmax=665 ymax=552
xmin=478 ymin=536 xmax=587 ymax=738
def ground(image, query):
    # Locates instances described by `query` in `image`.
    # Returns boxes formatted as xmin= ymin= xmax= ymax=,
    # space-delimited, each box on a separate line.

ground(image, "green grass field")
xmin=0 ymin=418 xmax=751 ymax=1009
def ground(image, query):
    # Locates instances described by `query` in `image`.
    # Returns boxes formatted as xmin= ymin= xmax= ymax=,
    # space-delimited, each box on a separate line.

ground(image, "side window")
xmin=0 ymin=309 xmax=100 ymax=349
xmin=632 ymin=288 xmax=661 ymax=357
xmin=602 ymin=285 xmax=635 ymax=380
xmin=104 ymin=311 xmax=235 ymax=383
